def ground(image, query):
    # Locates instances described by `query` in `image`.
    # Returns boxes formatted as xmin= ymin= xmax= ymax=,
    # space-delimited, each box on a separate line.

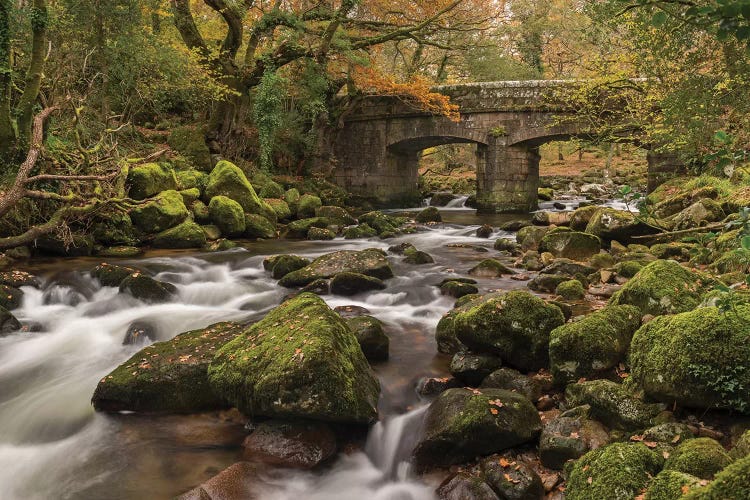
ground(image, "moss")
xmin=645 ymin=470 xmax=702 ymax=500
xmin=403 ymin=247 xmax=434 ymax=264
xmin=297 ymin=194 xmax=323 ymax=218
xmin=629 ymin=305 xmax=750 ymax=413
xmin=315 ymin=206 xmax=356 ymax=226
xmin=119 ymin=274 xmax=177 ymax=303
xmin=259 ymin=181 xmax=285 ymax=199
xmin=207 ymin=293 xmax=380 ymax=424
xmin=684 ymin=453 xmax=750 ymax=499
xmin=126 ymin=162 xmax=177 ymax=200
xmin=556 ymin=279 xmax=585 ymax=300
xmin=712 ymin=248 xmax=750 ymax=274
xmin=130 ymin=190 xmax=189 ymax=234
xmin=266 ymin=198 xmax=292 ymax=221
xmin=358 ymin=211 xmax=402 ymax=234
xmin=565 ymin=380 xmax=663 ymax=430
xmin=565 ymin=442 xmax=664 ymax=500
xmin=92 ymin=322 xmax=241 ymax=413
xmin=167 ymin=126 xmax=212 ymax=171
xmin=179 ymin=188 xmax=201 ymax=206
xmin=330 ymin=272 xmax=386 ymax=296
xmin=91 ymin=211 xmax=140 ymax=247
xmin=570 ymin=205 xmax=601 ymax=231
xmin=650 ymin=242 xmax=694 ymax=260
xmin=731 ymin=430 xmax=750 ymax=460
xmin=285 ymin=217 xmax=330 ymax=239
xmin=279 ymin=249 xmax=393 ymax=288
xmin=204 ymin=161 xmax=266 ymax=215
xmin=208 ymin=195 xmax=245 ymax=237
xmin=175 ymin=169 xmax=207 ymax=191
xmin=540 ymin=231 xmax=602 ymax=261
xmin=589 ymin=252 xmax=615 ymax=269
xmin=517 ymin=225 xmax=549 ymax=250
xmin=664 ymin=438 xmax=733 ymax=479
xmin=285 ymin=188 xmax=301 ymax=209
xmin=413 ymin=388 xmax=542 ymax=468
xmin=454 ymin=291 xmax=565 ymax=371
xmin=344 ymin=224 xmax=378 ymax=239
xmin=91 ymin=263 xmax=139 ymax=287
xmin=153 ymin=219 xmax=207 ymax=249
xmin=346 ymin=315 xmax=389 ymax=362
xmin=538 ymin=187 xmax=554 ymax=201
xmin=468 ymin=258 xmax=515 ymax=277
xmin=244 ymin=213 xmax=277 ymax=239
xmin=201 ymin=224 xmax=221 ymax=241
xmin=191 ymin=200 xmax=210 ymax=223
xmin=440 ymin=280 xmax=479 ymax=298
xmin=96 ymin=246 xmax=143 ymax=258
xmin=308 ymin=227 xmax=336 ymax=241
xmin=416 ymin=206 xmax=442 ymax=223
xmin=585 ymin=207 xmax=653 ymax=241
xmin=264 ymin=255 xmax=310 ymax=280
xmin=609 ymin=260 xmax=716 ymax=316
xmin=616 ymin=260 xmax=644 ymax=278
xmin=549 ymin=305 xmax=641 ymax=385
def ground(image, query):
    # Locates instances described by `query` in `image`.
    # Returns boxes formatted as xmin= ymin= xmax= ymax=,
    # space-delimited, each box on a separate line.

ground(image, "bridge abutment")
xmin=477 ymin=139 xmax=540 ymax=213
xmin=647 ymin=151 xmax=686 ymax=192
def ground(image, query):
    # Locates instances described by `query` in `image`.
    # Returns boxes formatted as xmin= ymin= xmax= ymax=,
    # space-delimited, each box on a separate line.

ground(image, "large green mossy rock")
xmin=664 ymin=438 xmax=733 ymax=479
xmin=266 ymin=198 xmax=292 ymax=221
xmin=119 ymin=274 xmax=177 ymax=303
xmin=130 ymin=190 xmax=189 ymax=234
xmin=549 ymin=305 xmax=641 ymax=385
xmin=297 ymin=194 xmax=323 ymax=218
xmin=585 ymin=208 xmax=656 ymax=242
xmin=684 ymin=454 xmax=750 ymax=499
xmin=244 ymin=213 xmax=277 ymax=239
xmin=167 ymin=126 xmax=212 ymax=171
xmin=127 ymin=162 xmax=177 ymax=200
xmin=358 ymin=211 xmax=404 ymax=234
xmin=207 ymin=293 xmax=380 ymax=424
xmin=646 ymin=470 xmax=702 ymax=500
xmin=204 ymin=161 xmax=267 ymax=215
xmin=279 ymin=249 xmax=393 ymax=288
xmin=263 ymin=255 xmax=310 ymax=280
xmin=413 ymin=388 xmax=542 ymax=468
xmin=91 ymin=322 xmax=242 ymax=413
xmin=153 ymin=219 xmax=207 ymax=249
xmin=176 ymin=169 xmax=207 ymax=191
xmin=566 ymin=380 xmax=663 ymax=430
xmin=315 ymin=206 xmax=356 ymax=226
xmin=208 ymin=195 xmax=245 ymax=237
xmin=92 ymin=212 xmax=141 ymax=247
xmin=539 ymin=231 xmax=601 ymax=261
xmin=565 ymin=443 xmax=663 ymax=500
xmin=285 ymin=217 xmax=331 ymax=239
xmin=454 ymin=291 xmax=565 ymax=371
xmin=91 ymin=263 xmax=140 ymax=287
xmin=629 ymin=305 xmax=750 ymax=413
xmin=609 ymin=260 xmax=716 ymax=316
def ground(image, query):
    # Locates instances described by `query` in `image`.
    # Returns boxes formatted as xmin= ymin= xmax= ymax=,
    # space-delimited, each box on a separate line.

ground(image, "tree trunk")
xmin=0 ymin=0 xmax=15 ymax=155
xmin=16 ymin=0 xmax=48 ymax=144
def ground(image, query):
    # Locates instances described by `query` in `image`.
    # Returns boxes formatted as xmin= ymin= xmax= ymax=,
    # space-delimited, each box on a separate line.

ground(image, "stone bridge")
xmin=331 ymin=80 xmax=681 ymax=213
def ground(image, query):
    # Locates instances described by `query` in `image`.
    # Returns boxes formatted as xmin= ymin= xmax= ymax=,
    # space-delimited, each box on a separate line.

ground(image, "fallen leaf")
xmin=681 ymin=485 xmax=690 ymax=494
xmin=490 ymin=408 xmax=499 ymax=415
xmin=570 ymin=432 xmax=580 ymax=438
xmin=672 ymin=434 xmax=681 ymax=444
xmin=662 ymin=451 xmax=670 ymax=459
xmin=499 ymin=458 xmax=511 ymax=468
xmin=587 ymin=476 xmax=593 ymax=484
xmin=644 ymin=441 xmax=658 ymax=448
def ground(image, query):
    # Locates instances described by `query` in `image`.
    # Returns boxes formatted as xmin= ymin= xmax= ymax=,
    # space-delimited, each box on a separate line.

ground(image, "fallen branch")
xmin=630 ymin=223 xmax=725 ymax=243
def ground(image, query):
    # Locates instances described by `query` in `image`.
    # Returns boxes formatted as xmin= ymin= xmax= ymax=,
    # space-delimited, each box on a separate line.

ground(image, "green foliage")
xmin=253 ymin=69 xmax=287 ymax=172
xmin=686 ymin=363 xmax=749 ymax=413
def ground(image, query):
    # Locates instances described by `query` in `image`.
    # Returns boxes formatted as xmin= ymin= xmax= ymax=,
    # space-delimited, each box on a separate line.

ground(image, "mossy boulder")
xmin=344 ymin=224 xmax=378 ymax=239
xmin=652 ymin=185 xmax=719 ymax=218
xmin=191 ymin=200 xmax=210 ymax=223
xmin=585 ymin=208 xmax=656 ymax=242
xmin=565 ymin=443 xmax=664 ymax=500
xmin=207 ymin=293 xmax=380 ymax=424
xmin=468 ymin=259 xmax=515 ymax=277
xmin=119 ymin=274 xmax=177 ymax=303
xmin=285 ymin=188 xmax=301 ymax=209
xmin=670 ymin=199 xmax=725 ymax=231
xmin=683 ymin=453 xmax=750 ymax=499
xmin=91 ymin=263 xmax=139 ymax=287
xmin=440 ymin=280 xmax=479 ymax=298
xmin=208 ymin=196 xmax=246 ymax=237
xmin=264 ymin=255 xmax=310 ymax=280
xmin=297 ymin=194 xmax=323 ymax=218
xmin=615 ymin=260 xmax=644 ymax=278
xmin=179 ymin=188 xmax=201 ymax=205
xmin=629 ymin=305 xmax=750 ymax=413
xmin=555 ymin=279 xmax=585 ymax=300
xmin=416 ymin=206 xmax=442 ymax=223
xmin=437 ymin=473 xmax=498 ymax=500
xmin=204 ymin=161 xmax=266 ymax=215
xmin=664 ymin=438 xmax=733 ymax=479
xmin=244 ymin=213 xmax=276 ymax=239
xmin=315 ymin=206 xmax=356 ymax=226
xmin=96 ymin=246 xmax=142 ymax=258
xmin=91 ymin=322 xmax=242 ymax=413
xmin=92 ymin=211 xmax=140 ymax=247
xmin=570 ymin=205 xmax=601 ymax=231
xmin=201 ymin=224 xmax=221 ymax=240
xmin=646 ymin=470 xmax=702 ymax=500
xmin=307 ymin=227 xmax=336 ymax=241
xmin=480 ymin=367 xmax=541 ymax=402
xmin=713 ymin=248 xmax=750 ymax=274
xmin=454 ymin=291 xmax=565 ymax=371
xmin=127 ymin=162 xmax=177 ymax=200
xmin=258 ymin=181 xmax=285 ymax=199
xmin=358 ymin=211 xmax=402 ymax=234
xmin=175 ymin=169 xmax=207 ymax=191
xmin=167 ymin=126 xmax=212 ymax=171
xmin=538 ymin=187 xmax=554 ymax=201
xmin=731 ymin=430 xmax=750 ymax=460
xmin=449 ymin=353 xmax=504 ymax=386
xmin=285 ymin=217 xmax=330 ymax=239
xmin=609 ymin=260 xmax=716 ymax=316
xmin=0 ymin=306 xmax=21 ymax=335
xmin=403 ymin=246 xmax=434 ymax=265
xmin=516 ymin=225 xmax=550 ymax=251
xmin=539 ymin=414 xmax=611 ymax=470
xmin=330 ymin=272 xmax=386 ymax=296
xmin=549 ymin=305 xmax=642 ymax=385
xmin=35 ymin=234 xmax=94 ymax=257
xmin=413 ymin=388 xmax=542 ymax=468
xmin=0 ymin=284 xmax=22 ymax=310
xmin=279 ymin=249 xmax=393 ymax=288
xmin=266 ymin=198 xmax=292 ymax=221
xmin=540 ymin=231 xmax=601 ymax=261
xmin=153 ymin=219 xmax=207 ymax=249
xmin=565 ymin=380 xmax=663 ymax=430
xmin=130 ymin=190 xmax=189 ymax=234
xmin=346 ymin=315 xmax=389 ymax=362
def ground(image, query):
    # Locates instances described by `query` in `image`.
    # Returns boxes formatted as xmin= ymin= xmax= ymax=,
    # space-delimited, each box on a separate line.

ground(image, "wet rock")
xmin=480 ymin=368 xmax=541 ymax=402
xmin=177 ymin=462 xmax=260 ymax=500
xmin=299 ymin=279 xmax=330 ymax=295
xmin=516 ymin=225 xmax=549 ymax=251
xmin=565 ymin=443 xmax=663 ymax=500
xmin=450 ymin=352 xmax=503 ymax=386
xmin=343 ymin=223 xmax=378 ymax=239
xmin=97 ymin=246 xmax=143 ymax=258
xmin=416 ymin=206 xmax=442 ymax=223
xmin=417 ymin=377 xmax=461 ymax=397
xmin=437 ymin=473 xmax=500 ymax=500
xmin=454 ymin=291 xmax=565 ymax=371
xmin=565 ymin=380 xmax=663 ymax=430
xmin=404 ymin=247 xmax=434 ymax=265
xmin=208 ymin=293 xmax=380 ymax=424
xmin=540 ymin=258 xmax=596 ymax=278
xmin=609 ymin=259 xmax=716 ymax=316
xmin=569 ymin=205 xmax=600 ymax=231
xmin=358 ymin=211 xmax=404 ymax=234
xmin=431 ymin=192 xmax=458 ymax=207
xmin=494 ymin=238 xmax=519 ymax=254
xmin=440 ymin=280 xmax=479 ymax=298
xmin=93 ymin=322 xmax=242 ymax=412
xmin=0 ymin=285 xmax=23 ymax=310
xmin=501 ymin=220 xmax=531 ymax=232
xmin=264 ymin=255 xmax=311 ymax=280
xmin=549 ymin=304 xmax=641 ymax=385
xmin=346 ymin=315 xmax=389 ymax=362
xmin=122 ymin=321 xmax=157 ymax=345
xmin=307 ymin=227 xmax=336 ymax=240
xmin=414 ymin=388 xmax=542 ymax=468
xmin=468 ymin=259 xmax=515 ymax=277
xmin=539 ymin=414 xmax=610 ymax=469
xmin=533 ymin=211 xmax=572 ymax=226
xmin=35 ymin=234 xmax=94 ymax=257
xmin=480 ymin=455 xmax=544 ymax=500
xmin=538 ymin=187 xmax=554 ymax=201
xmin=242 ymin=419 xmax=336 ymax=469
xmin=527 ymin=274 xmax=568 ymax=294
xmin=330 ymin=272 xmax=387 ymax=296
xmin=285 ymin=217 xmax=330 ymax=239
xmin=539 ymin=231 xmax=601 ymax=261
xmin=279 ymin=249 xmax=393 ymax=288
xmin=0 ymin=306 xmax=21 ymax=335
xmin=629 ymin=304 xmax=750 ymax=413
xmin=314 ymin=206 xmax=356 ymax=226
xmin=476 ymin=224 xmax=493 ymax=238
xmin=118 ymin=274 xmax=177 ymax=303
xmin=333 ymin=305 xmax=371 ymax=318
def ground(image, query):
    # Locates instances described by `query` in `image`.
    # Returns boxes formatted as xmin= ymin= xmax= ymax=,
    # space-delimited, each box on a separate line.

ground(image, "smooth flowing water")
xmin=0 ymin=209 xmax=528 ymax=499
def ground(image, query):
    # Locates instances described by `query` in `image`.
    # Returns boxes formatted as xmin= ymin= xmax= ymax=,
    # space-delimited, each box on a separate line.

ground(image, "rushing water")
xmin=0 ymin=209 xmax=529 ymax=499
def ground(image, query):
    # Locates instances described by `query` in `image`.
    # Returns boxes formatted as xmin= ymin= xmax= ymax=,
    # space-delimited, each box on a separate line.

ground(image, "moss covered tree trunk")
xmin=16 ymin=0 xmax=47 ymax=143
xmin=0 ymin=0 xmax=14 ymax=155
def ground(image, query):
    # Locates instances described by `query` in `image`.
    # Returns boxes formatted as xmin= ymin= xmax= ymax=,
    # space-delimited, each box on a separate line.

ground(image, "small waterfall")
xmin=443 ymin=195 xmax=469 ymax=209
xmin=366 ymin=406 xmax=428 ymax=481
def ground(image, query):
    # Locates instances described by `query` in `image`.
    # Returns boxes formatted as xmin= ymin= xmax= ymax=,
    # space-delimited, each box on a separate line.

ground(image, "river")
xmin=0 ymin=206 xmax=530 ymax=499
